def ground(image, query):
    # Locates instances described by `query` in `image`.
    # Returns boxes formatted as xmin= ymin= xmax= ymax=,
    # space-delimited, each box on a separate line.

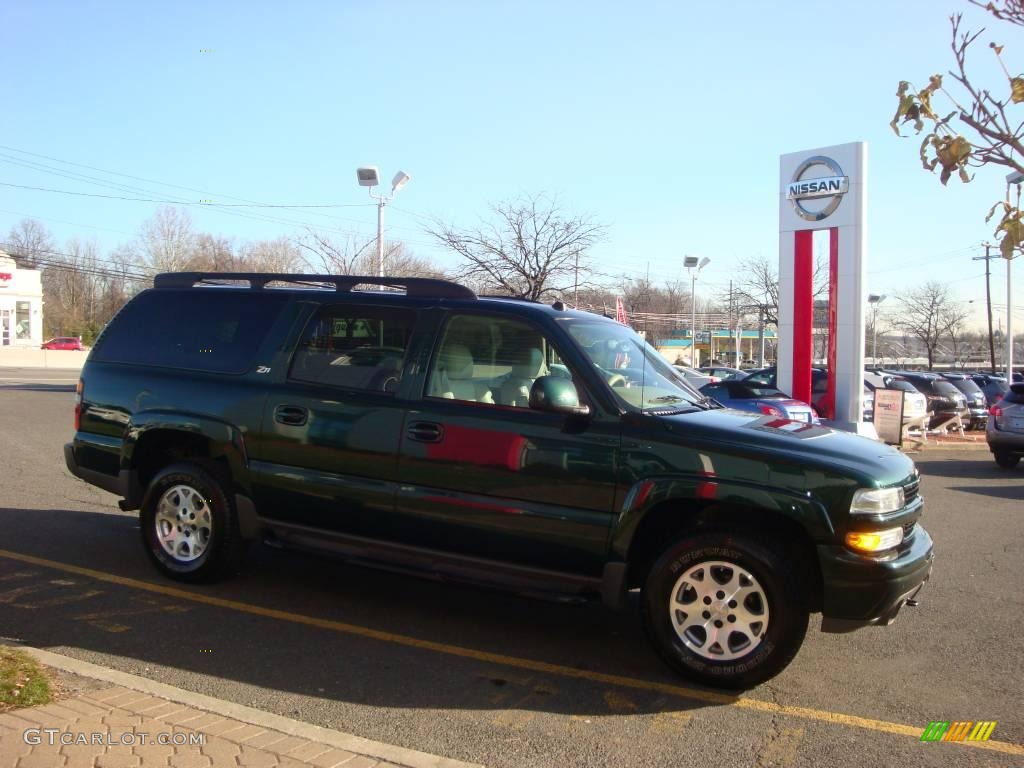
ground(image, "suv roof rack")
xmin=153 ymin=272 xmax=476 ymax=300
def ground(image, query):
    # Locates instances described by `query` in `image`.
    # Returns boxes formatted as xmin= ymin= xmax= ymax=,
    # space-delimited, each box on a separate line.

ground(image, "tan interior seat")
xmin=430 ymin=343 xmax=494 ymax=403
xmin=498 ymin=346 xmax=547 ymax=407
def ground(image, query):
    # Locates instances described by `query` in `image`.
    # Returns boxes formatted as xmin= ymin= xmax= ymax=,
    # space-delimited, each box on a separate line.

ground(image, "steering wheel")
xmin=607 ymin=373 xmax=627 ymax=388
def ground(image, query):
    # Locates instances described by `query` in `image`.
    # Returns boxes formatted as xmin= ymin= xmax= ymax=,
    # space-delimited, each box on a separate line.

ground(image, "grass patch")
xmin=0 ymin=647 xmax=52 ymax=712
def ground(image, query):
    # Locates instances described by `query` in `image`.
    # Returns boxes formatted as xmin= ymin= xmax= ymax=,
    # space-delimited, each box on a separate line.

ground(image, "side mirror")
xmin=529 ymin=376 xmax=591 ymax=416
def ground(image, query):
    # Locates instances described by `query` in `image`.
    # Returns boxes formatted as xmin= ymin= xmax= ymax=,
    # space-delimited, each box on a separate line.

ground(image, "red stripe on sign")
xmin=792 ymin=230 xmax=814 ymax=405
xmin=823 ymin=227 xmax=839 ymax=420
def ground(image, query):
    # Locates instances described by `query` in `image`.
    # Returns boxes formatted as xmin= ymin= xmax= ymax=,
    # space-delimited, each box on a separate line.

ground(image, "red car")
xmin=41 ymin=337 xmax=85 ymax=351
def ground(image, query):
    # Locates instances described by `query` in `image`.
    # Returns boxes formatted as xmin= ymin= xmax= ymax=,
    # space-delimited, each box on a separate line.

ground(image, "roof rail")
xmin=153 ymin=272 xmax=476 ymax=299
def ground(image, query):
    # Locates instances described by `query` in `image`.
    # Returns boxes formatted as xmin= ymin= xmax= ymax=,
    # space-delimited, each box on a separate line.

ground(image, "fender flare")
xmin=609 ymin=474 xmax=835 ymax=561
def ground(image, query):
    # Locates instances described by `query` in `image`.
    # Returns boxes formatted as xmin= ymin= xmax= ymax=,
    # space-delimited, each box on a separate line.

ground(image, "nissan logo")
xmin=786 ymin=155 xmax=849 ymax=222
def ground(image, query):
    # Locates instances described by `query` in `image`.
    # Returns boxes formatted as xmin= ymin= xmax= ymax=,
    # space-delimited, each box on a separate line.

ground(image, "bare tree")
xmin=296 ymin=230 xmax=442 ymax=277
xmin=237 ymin=236 xmax=305 ymax=272
xmin=730 ymin=254 xmax=830 ymax=326
xmin=297 ymin=231 xmax=374 ymax=275
xmin=138 ymin=206 xmax=197 ymax=272
xmin=891 ymin=6 xmax=1023 ymax=257
xmin=893 ymin=281 xmax=968 ymax=369
xmin=191 ymin=233 xmax=236 ymax=271
xmin=427 ymin=194 xmax=606 ymax=300
xmin=5 ymin=218 xmax=55 ymax=269
xmin=942 ymin=300 xmax=972 ymax=366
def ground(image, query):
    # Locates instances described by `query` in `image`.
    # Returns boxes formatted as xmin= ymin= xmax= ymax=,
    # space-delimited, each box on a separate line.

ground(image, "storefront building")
xmin=0 ymin=252 xmax=44 ymax=347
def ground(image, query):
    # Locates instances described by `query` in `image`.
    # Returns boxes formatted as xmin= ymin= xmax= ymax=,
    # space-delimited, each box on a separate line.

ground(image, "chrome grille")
xmin=904 ymin=478 xmax=920 ymax=505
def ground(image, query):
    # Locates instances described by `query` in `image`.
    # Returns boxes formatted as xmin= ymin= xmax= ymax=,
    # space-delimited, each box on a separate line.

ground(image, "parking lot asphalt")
xmin=0 ymin=378 xmax=1021 ymax=767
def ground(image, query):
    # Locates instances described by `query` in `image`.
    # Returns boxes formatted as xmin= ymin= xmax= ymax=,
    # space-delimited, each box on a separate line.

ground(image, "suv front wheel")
xmin=641 ymin=532 xmax=809 ymax=689
xmin=139 ymin=462 xmax=246 ymax=583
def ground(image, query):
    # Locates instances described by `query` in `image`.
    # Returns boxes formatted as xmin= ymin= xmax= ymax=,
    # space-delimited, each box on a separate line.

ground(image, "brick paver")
xmin=0 ymin=686 xmax=393 ymax=768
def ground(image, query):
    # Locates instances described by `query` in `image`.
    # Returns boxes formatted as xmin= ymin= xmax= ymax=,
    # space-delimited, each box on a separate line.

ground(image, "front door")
xmin=251 ymin=303 xmax=416 ymax=537
xmin=395 ymin=312 xmax=620 ymax=576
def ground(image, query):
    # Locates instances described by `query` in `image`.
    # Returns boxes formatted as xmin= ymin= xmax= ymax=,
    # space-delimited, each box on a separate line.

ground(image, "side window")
xmin=427 ymin=315 xmax=567 ymax=408
xmin=289 ymin=305 xmax=415 ymax=393
xmin=92 ymin=290 xmax=288 ymax=373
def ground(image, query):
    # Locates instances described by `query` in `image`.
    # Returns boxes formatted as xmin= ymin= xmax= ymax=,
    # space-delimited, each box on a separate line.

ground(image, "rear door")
xmin=250 ymin=302 xmax=417 ymax=536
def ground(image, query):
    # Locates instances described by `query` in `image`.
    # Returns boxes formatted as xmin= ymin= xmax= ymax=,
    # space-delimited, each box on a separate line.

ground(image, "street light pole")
xmin=684 ymin=256 xmax=710 ymax=366
xmin=867 ymin=294 xmax=886 ymax=364
xmin=356 ymin=167 xmax=411 ymax=278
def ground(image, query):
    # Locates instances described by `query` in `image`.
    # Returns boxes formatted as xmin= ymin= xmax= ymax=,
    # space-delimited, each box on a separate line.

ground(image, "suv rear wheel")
xmin=140 ymin=462 xmax=246 ymax=583
xmin=641 ymin=532 xmax=808 ymax=689
xmin=994 ymin=452 xmax=1021 ymax=469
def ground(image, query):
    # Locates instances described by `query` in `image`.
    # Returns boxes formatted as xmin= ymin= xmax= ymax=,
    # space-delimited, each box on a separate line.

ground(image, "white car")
xmin=864 ymin=373 xmax=928 ymax=424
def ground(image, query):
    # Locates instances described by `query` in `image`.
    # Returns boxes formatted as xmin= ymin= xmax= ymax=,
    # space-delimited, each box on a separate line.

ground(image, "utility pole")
xmin=974 ymin=243 xmax=998 ymax=374
xmin=573 ymin=249 xmax=579 ymax=307
xmin=757 ymin=305 xmax=765 ymax=367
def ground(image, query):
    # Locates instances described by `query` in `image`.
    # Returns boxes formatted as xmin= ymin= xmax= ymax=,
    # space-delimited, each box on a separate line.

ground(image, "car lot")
xmin=0 ymin=376 xmax=1022 ymax=767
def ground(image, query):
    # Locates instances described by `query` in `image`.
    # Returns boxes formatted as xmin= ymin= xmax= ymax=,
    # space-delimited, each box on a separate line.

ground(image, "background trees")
xmin=426 ymin=194 xmax=606 ymax=300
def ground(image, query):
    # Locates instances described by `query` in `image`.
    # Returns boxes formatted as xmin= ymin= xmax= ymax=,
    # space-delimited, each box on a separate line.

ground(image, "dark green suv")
xmin=65 ymin=273 xmax=933 ymax=688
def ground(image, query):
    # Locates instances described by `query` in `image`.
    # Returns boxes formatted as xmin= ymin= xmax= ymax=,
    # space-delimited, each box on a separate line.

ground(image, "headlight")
xmin=850 ymin=487 xmax=905 ymax=515
xmin=845 ymin=527 xmax=904 ymax=553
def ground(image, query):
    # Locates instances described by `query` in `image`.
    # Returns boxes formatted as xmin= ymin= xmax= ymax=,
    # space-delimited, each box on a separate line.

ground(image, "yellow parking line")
xmin=0 ymin=548 xmax=1020 ymax=757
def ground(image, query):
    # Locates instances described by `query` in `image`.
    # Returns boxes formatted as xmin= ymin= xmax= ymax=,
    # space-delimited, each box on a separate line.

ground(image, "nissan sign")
xmin=786 ymin=155 xmax=849 ymax=222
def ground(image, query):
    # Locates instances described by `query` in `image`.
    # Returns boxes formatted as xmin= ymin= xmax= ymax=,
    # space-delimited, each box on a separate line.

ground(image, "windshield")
xmin=560 ymin=319 xmax=707 ymax=411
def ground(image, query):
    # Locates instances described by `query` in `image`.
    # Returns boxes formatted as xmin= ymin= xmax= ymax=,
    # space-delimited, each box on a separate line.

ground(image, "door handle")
xmin=407 ymin=421 xmax=444 ymax=443
xmin=274 ymin=405 xmax=308 ymax=426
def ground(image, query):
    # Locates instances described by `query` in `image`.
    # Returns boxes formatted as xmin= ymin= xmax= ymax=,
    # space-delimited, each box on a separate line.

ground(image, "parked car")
xmin=741 ymin=367 xmax=871 ymax=423
xmin=41 ymin=336 xmax=85 ymax=350
xmin=672 ymin=365 xmax=718 ymax=390
xmin=64 ymin=271 xmax=932 ymax=690
xmin=698 ymin=366 xmax=744 ymax=381
xmin=987 ymin=383 xmax=1024 ymax=468
xmin=941 ymin=373 xmax=989 ymax=430
xmin=864 ymin=373 xmax=929 ymax=427
xmin=882 ymin=371 xmax=968 ymax=430
xmin=699 ymin=380 xmax=818 ymax=423
xmin=968 ymin=373 xmax=1010 ymax=407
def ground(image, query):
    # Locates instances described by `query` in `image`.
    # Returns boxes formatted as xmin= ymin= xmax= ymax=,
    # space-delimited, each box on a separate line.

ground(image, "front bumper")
xmin=818 ymin=524 xmax=934 ymax=633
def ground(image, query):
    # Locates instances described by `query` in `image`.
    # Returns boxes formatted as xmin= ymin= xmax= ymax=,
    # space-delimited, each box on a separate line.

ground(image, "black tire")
xmin=994 ymin=452 xmax=1021 ymax=469
xmin=139 ymin=462 xmax=246 ymax=583
xmin=641 ymin=532 xmax=809 ymax=689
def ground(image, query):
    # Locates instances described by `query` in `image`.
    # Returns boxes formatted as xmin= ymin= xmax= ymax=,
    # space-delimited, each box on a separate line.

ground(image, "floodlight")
xmin=391 ymin=171 xmax=411 ymax=193
xmin=356 ymin=166 xmax=380 ymax=187
xmin=683 ymin=256 xmax=699 ymax=268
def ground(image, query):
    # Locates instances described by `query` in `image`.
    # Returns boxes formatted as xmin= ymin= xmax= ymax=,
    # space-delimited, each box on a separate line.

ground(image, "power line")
xmin=0 ymin=146 xmax=432 ymax=237
xmin=0 ymin=181 xmax=375 ymax=209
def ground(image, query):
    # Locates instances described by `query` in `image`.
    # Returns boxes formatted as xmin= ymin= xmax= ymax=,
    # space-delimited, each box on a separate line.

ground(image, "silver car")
xmin=986 ymin=383 xmax=1024 ymax=469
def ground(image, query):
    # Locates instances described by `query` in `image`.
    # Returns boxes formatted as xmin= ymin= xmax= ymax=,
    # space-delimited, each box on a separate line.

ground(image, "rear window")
xmin=92 ymin=290 xmax=288 ymax=373
xmin=932 ymin=381 xmax=961 ymax=397
xmin=948 ymin=378 xmax=983 ymax=395
xmin=887 ymin=379 xmax=918 ymax=393
xmin=1004 ymin=385 xmax=1024 ymax=404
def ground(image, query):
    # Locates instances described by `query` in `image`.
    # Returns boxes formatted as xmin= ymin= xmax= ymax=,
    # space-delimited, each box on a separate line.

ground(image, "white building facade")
xmin=0 ymin=252 xmax=44 ymax=348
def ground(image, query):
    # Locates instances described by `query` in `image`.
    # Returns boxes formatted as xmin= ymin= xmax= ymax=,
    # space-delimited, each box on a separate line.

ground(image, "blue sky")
xmin=1 ymin=0 xmax=1020 ymax=330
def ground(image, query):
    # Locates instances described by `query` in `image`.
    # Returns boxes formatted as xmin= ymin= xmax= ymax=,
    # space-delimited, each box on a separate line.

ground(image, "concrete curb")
xmin=13 ymin=644 xmax=484 ymax=768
